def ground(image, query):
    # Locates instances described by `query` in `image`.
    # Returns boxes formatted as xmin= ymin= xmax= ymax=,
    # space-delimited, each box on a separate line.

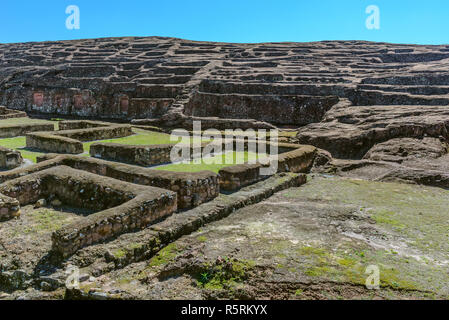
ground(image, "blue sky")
xmin=1 ymin=0 xmax=448 ymax=44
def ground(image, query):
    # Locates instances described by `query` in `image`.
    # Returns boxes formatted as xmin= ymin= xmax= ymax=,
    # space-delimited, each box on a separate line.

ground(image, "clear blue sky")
xmin=1 ymin=0 xmax=448 ymax=44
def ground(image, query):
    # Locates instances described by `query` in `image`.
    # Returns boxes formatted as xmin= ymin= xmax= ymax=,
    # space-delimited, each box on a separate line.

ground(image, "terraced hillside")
xmin=1 ymin=37 xmax=449 ymax=129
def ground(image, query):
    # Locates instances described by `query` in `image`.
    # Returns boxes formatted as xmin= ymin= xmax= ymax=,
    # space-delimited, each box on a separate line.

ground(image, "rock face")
xmin=2 ymin=37 xmax=449 ymax=131
xmin=297 ymin=101 xmax=449 ymax=159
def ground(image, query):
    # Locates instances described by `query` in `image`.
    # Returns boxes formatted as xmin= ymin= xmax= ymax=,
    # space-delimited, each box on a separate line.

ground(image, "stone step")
xmin=358 ymin=84 xmax=449 ymax=96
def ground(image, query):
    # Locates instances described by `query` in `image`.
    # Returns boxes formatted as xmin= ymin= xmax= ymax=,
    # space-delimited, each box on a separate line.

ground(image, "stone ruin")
xmin=0 ymin=36 xmax=449 ymax=299
xmin=26 ymin=120 xmax=133 ymax=154
xmin=0 ymin=114 xmax=315 ymax=279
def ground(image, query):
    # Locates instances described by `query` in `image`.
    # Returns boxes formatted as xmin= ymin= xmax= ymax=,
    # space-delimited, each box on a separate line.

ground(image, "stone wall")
xmin=26 ymin=133 xmax=84 ymax=154
xmin=58 ymin=120 xmax=110 ymax=130
xmin=0 ymin=155 xmax=219 ymax=210
xmin=0 ymin=165 xmax=177 ymax=257
xmin=184 ymin=92 xmax=339 ymax=126
xmin=219 ymin=163 xmax=263 ymax=191
xmin=0 ymin=123 xmax=54 ymax=139
xmin=0 ymin=193 xmax=20 ymax=221
xmin=55 ymin=124 xmax=133 ymax=141
xmin=277 ymin=145 xmax=317 ymax=173
xmin=0 ymin=146 xmax=23 ymax=170
xmin=0 ymin=106 xmax=27 ymax=119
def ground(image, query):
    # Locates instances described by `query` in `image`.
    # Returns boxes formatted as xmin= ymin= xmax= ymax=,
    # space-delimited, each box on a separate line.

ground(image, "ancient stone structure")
xmin=0 ymin=165 xmax=177 ymax=256
xmin=0 ymin=193 xmax=20 ymax=221
xmin=0 ymin=123 xmax=54 ymax=138
xmin=26 ymin=121 xmax=133 ymax=154
xmin=90 ymin=142 xmax=187 ymax=166
xmin=219 ymin=144 xmax=316 ymax=191
xmin=0 ymin=154 xmax=220 ymax=210
xmin=0 ymin=37 xmax=447 ymax=134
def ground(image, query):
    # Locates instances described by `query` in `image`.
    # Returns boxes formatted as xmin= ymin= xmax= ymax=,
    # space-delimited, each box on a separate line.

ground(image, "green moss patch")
xmin=155 ymin=152 xmax=268 ymax=173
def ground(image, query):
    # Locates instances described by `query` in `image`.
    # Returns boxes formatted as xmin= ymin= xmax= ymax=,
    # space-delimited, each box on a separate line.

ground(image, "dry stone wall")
xmin=0 ymin=193 xmax=20 ymax=221
xmin=90 ymin=143 xmax=178 ymax=166
xmin=219 ymin=144 xmax=317 ymax=191
xmin=25 ymin=121 xmax=132 ymax=154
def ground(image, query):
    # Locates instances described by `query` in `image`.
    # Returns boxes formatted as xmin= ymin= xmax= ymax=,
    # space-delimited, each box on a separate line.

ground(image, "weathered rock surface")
xmin=2 ymin=37 xmax=449 ymax=300
xmin=363 ymin=137 xmax=447 ymax=163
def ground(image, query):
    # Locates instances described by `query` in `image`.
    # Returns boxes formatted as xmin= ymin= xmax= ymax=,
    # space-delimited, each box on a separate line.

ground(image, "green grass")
xmin=284 ymin=177 xmax=449 ymax=255
xmin=82 ymin=129 xmax=177 ymax=153
xmin=148 ymin=243 xmax=180 ymax=268
xmin=155 ymin=151 xmax=268 ymax=173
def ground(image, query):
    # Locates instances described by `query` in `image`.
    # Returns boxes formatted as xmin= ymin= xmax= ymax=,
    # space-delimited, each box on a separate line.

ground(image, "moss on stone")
xmin=113 ymin=249 xmax=126 ymax=259
xmin=148 ymin=243 xmax=179 ymax=268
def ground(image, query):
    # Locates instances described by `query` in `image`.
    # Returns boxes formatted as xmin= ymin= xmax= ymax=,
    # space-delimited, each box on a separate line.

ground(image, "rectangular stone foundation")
xmin=25 ymin=122 xmax=133 ymax=154
xmin=0 ymin=193 xmax=20 ymax=221
xmin=0 ymin=166 xmax=177 ymax=257
xmin=26 ymin=133 xmax=83 ymax=154
xmin=90 ymin=143 xmax=176 ymax=166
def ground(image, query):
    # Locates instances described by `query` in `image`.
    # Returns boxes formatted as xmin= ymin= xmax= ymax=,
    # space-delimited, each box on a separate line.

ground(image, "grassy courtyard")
xmin=155 ymin=151 xmax=268 ymax=173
